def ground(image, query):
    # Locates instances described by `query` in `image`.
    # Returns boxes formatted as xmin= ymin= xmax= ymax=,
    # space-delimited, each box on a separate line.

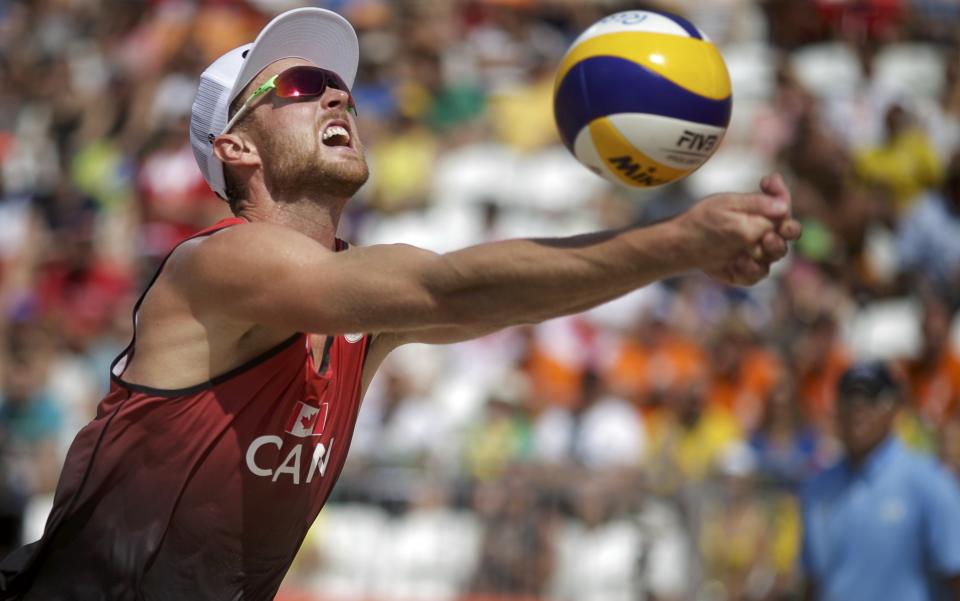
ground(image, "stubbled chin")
xmin=320 ymin=154 xmax=370 ymax=193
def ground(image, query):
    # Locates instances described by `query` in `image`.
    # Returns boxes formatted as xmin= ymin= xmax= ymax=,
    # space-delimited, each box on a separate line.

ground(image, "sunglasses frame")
xmin=220 ymin=66 xmax=356 ymax=136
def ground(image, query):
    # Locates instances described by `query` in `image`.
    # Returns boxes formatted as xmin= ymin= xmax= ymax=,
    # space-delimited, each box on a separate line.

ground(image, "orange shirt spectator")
xmin=902 ymin=298 xmax=960 ymax=424
xmin=604 ymin=319 xmax=706 ymax=406
xmin=903 ymin=351 xmax=960 ymax=424
xmin=798 ymin=346 xmax=851 ymax=432
xmin=705 ymin=320 xmax=784 ymax=431
xmin=708 ymin=348 xmax=783 ymax=432
xmin=793 ymin=315 xmax=851 ymax=432
xmin=522 ymin=318 xmax=594 ymax=410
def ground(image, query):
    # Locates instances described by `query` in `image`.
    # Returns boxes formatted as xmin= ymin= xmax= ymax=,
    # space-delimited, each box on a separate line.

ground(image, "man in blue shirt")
xmin=801 ymin=361 xmax=960 ymax=601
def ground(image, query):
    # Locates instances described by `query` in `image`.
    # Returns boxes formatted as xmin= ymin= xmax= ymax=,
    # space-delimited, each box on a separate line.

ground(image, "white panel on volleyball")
xmin=606 ymin=113 xmax=726 ymax=171
xmin=571 ymin=11 xmax=707 ymax=46
xmin=572 ymin=127 xmax=617 ymax=184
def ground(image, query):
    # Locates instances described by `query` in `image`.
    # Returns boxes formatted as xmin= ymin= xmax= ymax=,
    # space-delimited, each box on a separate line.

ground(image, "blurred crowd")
xmin=2 ymin=0 xmax=960 ymax=600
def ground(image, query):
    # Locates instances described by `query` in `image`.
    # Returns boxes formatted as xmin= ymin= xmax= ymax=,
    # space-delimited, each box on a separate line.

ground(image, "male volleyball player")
xmin=0 ymin=8 xmax=800 ymax=600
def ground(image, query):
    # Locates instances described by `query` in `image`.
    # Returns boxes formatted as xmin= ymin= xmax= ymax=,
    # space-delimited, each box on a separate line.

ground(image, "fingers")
xmin=760 ymin=230 xmax=788 ymax=262
xmin=730 ymin=193 xmax=790 ymax=220
xmin=698 ymin=178 xmax=799 ymax=287
xmin=740 ymin=231 xmax=787 ymax=285
xmin=732 ymin=253 xmax=771 ymax=286
xmin=778 ymin=218 xmax=802 ymax=241
xmin=730 ymin=173 xmax=793 ymax=221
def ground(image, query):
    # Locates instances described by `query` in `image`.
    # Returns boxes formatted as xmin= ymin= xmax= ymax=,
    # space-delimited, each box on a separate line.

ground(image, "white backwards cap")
xmin=189 ymin=8 xmax=359 ymax=200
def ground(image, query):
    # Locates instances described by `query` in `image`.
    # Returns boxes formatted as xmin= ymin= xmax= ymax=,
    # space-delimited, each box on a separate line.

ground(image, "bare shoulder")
xmin=166 ymin=222 xmax=334 ymax=305
xmin=171 ymin=222 xmax=330 ymax=273
xmin=120 ymin=222 xmax=327 ymax=389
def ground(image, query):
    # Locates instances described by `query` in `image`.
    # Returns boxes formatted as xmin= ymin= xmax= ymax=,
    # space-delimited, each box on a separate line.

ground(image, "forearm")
xmin=425 ymin=218 xmax=696 ymax=329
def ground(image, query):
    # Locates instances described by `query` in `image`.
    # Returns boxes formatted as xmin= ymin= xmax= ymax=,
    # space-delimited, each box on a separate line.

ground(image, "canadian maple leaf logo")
xmin=285 ymin=401 xmax=327 ymax=438
xmin=301 ymin=412 xmax=318 ymax=430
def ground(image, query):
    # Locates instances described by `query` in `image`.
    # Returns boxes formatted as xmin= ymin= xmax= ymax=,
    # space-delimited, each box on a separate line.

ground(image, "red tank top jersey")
xmin=0 ymin=218 xmax=370 ymax=600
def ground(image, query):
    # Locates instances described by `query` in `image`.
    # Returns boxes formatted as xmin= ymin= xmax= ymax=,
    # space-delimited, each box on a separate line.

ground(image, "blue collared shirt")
xmin=801 ymin=438 xmax=960 ymax=601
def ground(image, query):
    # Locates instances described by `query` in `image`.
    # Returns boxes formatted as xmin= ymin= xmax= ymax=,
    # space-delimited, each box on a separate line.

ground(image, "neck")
xmin=238 ymin=193 xmax=345 ymax=250
xmin=847 ymin=435 xmax=890 ymax=469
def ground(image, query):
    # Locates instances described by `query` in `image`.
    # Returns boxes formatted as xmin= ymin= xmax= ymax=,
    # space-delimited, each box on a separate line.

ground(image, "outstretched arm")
xmin=175 ymin=174 xmax=799 ymax=341
xmin=389 ymin=172 xmax=800 ymax=344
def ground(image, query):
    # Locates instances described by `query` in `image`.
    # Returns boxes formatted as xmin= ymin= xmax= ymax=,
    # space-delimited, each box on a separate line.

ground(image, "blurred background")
xmin=1 ymin=0 xmax=960 ymax=599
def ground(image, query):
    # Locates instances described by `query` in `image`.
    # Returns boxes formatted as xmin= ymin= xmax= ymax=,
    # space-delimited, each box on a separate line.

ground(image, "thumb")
xmin=760 ymin=172 xmax=792 ymax=217
xmin=760 ymin=172 xmax=789 ymax=202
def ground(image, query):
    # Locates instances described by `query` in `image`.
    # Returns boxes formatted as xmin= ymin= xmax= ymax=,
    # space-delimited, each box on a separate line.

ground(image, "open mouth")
xmin=321 ymin=122 xmax=352 ymax=148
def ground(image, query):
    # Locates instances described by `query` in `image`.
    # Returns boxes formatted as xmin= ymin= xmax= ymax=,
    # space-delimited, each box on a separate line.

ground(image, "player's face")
xmin=238 ymin=58 xmax=369 ymax=199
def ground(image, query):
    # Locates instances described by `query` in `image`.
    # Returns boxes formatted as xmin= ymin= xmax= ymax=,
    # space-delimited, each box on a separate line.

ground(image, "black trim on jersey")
xmin=317 ymin=335 xmax=335 ymax=375
xmin=361 ymin=334 xmax=374 ymax=370
xmin=110 ymin=333 xmax=302 ymax=398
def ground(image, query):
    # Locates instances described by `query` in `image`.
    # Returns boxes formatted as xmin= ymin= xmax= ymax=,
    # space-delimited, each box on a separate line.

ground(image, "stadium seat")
xmin=874 ymin=43 xmax=945 ymax=99
xmin=791 ymin=42 xmax=863 ymax=99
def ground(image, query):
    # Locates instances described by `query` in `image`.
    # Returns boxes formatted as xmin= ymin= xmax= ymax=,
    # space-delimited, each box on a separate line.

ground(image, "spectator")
xmin=705 ymin=317 xmax=783 ymax=432
xmin=901 ymin=295 xmax=960 ymax=427
xmin=791 ymin=312 xmax=851 ymax=433
xmin=549 ymin=473 xmax=690 ymax=601
xmin=750 ymin=374 xmax=827 ymax=490
xmin=897 ymin=152 xmax=960 ymax=299
xmin=468 ymin=469 xmax=556 ymax=596
xmin=531 ymin=370 xmax=646 ymax=469
xmin=32 ymin=217 xmax=132 ymax=350
xmin=0 ymin=323 xmax=63 ymax=499
xmin=855 ymin=103 xmax=943 ymax=213
xmin=801 ymin=362 xmax=960 ymax=601
xmin=464 ymin=372 xmax=532 ymax=480
xmin=941 ymin=416 xmax=960 ymax=481
xmin=646 ymin=374 xmax=741 ymax=490
xmin=700 ymin=443 xmax=801 ymax=601
xmin=604 ymin=313 xmax=705 ymax=407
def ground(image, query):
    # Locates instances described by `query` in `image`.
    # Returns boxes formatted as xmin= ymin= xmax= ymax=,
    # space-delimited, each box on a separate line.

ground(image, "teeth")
xmin=322 ymin=125 xmax=350 ymax=142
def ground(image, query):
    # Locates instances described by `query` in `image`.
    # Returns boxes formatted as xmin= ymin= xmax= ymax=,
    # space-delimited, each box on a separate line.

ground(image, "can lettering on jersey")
xmin=245 ymin=435 xmax=336 ymax=485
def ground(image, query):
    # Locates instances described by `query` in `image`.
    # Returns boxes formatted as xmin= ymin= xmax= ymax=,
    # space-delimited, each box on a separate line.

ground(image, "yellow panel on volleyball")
xmin=555 ymin=32 xmax=731 ymax=101
xmin=587 ymin=117 xmax=692 ymax=188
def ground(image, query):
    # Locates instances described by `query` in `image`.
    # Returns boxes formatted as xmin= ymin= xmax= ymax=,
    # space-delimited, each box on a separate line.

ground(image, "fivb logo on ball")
xmin=553 ymin=10 xmax=732 ymax=188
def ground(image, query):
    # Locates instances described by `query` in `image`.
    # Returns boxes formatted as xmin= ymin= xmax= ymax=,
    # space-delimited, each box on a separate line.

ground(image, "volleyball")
xmin=554 ymin=10 xmax=732 ymax=188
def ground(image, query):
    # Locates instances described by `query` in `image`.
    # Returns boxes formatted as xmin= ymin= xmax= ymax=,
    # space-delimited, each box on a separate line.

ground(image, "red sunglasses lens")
xmin=275 ymin=68 xmax=355 ymax=108
xmin=275 ymin=68 xmax=325 ymax=97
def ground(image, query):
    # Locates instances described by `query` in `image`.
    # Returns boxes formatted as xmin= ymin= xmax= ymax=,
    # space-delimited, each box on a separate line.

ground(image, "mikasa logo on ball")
xmin=608 ymin=155 xmax=666 ymax=187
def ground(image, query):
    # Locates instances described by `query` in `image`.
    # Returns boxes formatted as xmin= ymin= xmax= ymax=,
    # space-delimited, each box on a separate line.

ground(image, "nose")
xmin=321 ymin=86 xmax=350 ymax=112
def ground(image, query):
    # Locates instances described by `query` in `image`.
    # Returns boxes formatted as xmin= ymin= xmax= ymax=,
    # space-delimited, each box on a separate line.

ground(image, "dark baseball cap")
xmin=837 ymin=361 xmax=900 ymax=402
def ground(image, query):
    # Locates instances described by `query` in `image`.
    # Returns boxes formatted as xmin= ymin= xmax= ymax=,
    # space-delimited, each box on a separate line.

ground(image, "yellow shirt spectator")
xmin=855 ymin=125 xmax=942 ymax=213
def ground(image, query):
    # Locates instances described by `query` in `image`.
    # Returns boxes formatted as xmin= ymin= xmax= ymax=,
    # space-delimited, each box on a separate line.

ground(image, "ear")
xmin=213 ymin=132 xmax=261 ymax=170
